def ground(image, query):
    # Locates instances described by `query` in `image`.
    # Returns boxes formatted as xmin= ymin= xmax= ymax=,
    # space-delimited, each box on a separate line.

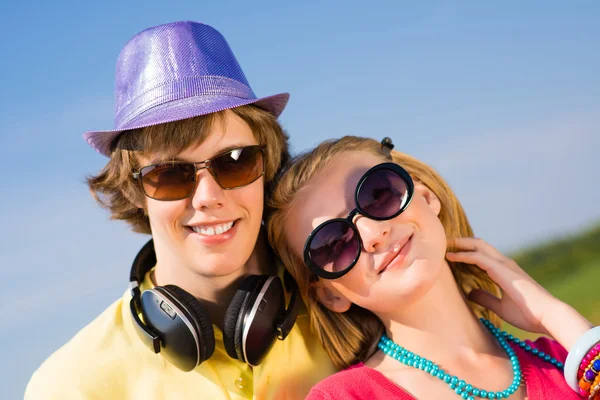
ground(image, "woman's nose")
xmin=355 ymin=217 xmax=391 ymax=252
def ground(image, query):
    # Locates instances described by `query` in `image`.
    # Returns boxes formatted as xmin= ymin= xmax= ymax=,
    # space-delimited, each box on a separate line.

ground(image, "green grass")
xmin=503 ymin=260 xmax=600 ymax=340
xmin=543 ymin=260 xmax=600 ymax=322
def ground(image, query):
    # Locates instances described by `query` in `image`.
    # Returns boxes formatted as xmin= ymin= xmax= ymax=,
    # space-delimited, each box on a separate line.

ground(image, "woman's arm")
xmin=445 ymin=237 xmax=594 ymax=348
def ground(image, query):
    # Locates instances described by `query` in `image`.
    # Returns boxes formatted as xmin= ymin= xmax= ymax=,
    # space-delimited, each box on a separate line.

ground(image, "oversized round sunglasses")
xmin=132 ymin=145 xmax=264 ymax=201
xmin=303 ymin=162 xmax=414 ymax=279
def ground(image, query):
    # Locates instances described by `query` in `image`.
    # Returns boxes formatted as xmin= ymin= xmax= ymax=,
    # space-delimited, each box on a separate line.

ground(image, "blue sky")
xmin=2 ymin=1 xmax=599 ymax=398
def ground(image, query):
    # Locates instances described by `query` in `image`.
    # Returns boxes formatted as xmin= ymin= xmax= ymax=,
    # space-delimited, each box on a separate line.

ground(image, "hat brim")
xmin=83 ymin=92 xmax=289 ymax=157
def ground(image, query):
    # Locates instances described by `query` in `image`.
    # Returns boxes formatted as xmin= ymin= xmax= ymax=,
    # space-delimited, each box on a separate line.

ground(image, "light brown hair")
xmin=87 ymin=105 xmax=290 ymax=233
xmin=267 ymin=136 xmax=501 ymax=370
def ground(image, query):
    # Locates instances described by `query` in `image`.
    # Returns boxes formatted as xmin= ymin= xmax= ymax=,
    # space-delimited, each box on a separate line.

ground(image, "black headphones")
xmin=129 ymin=239 xmax=300 ymax=371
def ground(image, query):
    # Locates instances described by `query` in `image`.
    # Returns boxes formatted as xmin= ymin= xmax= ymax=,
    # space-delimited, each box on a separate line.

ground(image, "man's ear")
xmin=122 ymin=185 xmax=146 ymax=210
xmin=414 ymin=182 xmax=441 ymax=216
xmin=312 ymin=282 xmax=352 ymax=313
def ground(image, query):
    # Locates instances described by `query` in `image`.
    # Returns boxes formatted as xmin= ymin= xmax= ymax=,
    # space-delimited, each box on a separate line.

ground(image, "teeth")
xmin=192 ymin=221 xmax=234 ymax=236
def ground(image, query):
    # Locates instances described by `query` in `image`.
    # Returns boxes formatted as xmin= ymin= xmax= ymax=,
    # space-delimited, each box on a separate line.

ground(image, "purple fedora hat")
xmin=83 ymin=21 xmax=289 ymax=157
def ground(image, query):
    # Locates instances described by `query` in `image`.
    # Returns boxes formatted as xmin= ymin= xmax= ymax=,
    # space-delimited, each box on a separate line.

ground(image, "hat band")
xmin=115 ymin=76 xmax=257 ymax=129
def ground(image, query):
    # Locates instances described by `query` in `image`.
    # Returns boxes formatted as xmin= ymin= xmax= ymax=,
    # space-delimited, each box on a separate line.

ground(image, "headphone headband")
xmin=129 ymin=239 xmax=161 ymax=353
xmin=276 ymin=270 xmax=300 ymax=340
xmin=129 ymin=239 xmax=156 ymax=286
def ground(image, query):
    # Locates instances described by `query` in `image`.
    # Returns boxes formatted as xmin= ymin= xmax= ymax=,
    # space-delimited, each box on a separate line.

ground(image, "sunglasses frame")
xmin=132 ymin=145 xmax=265 ymax=201
xmin=303 ymin=162 xmax=414 ymax=280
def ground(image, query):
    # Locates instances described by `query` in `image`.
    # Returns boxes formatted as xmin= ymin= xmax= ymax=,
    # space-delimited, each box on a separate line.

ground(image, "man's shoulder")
xmin=24 ymin=294 xmax=140 ymax=399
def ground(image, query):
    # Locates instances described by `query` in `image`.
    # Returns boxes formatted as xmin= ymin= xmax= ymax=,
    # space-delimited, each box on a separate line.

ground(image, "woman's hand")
xmin=445 ymin=237 xmax=593 ymax=350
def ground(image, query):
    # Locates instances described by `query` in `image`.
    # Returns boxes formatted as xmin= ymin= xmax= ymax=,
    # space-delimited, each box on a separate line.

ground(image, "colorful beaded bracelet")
xmin=580 ymin=345 xmax=600 ymax=380
xmin=588 ymin=373 xmax=600 ymax=400
xmin=580 ymin=355 xmax=600 ymax=385
xmin=565 ymin=327 xmax=600 ymax=392
xmin=580 ymin=358 xmax=600 ymax=396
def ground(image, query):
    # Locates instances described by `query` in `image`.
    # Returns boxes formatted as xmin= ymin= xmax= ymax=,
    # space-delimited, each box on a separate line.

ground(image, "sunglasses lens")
xmin=140 ymin=163 xmax=196 ymax=201
xmin=308 ymin=221 xmax=359 ymax=274
xmin=212 ymin=146 xmax=264 ymax=189
xmin=357 ymin=168 xmax=410 ymax=219
xmin=138 ymin=146 xmax=264 ymax=201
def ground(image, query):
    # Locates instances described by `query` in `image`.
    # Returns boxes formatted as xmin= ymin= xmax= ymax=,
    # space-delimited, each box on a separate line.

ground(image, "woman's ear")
xmin=414 ymin=182 xmax=442 ymax=216
xmin=312 ymin=281 xmax=352 ymax=313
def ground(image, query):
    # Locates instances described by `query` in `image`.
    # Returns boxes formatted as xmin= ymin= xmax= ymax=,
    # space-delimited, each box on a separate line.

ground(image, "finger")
xmin=446 ymin=250 xmax=521 ymax=287
xmin=447 ymin=237 xmax=476 ymax=251
xmin=450 ymin=237 xmax=505 ymax=261
xmin=445 ymin=250 xmax=500 ymax=273
xmin=449 ymin=237 xmax=520 ymax=269
xmin=468 ymin=289 xmax=502 ymax=314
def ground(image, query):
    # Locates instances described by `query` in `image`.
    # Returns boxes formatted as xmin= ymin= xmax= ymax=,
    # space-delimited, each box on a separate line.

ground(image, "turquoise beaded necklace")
xmin=378 ymin=318 xmax=564 ymax=399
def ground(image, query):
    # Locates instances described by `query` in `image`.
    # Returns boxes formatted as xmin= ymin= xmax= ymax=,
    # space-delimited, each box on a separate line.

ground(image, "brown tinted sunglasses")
xmin=132 ymin=145 xmax=264 ymax=201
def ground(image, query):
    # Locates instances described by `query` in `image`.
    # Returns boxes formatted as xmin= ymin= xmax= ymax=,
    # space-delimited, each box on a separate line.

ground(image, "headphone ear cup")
xmin=155 ymin=285 xmax=215 ymax=363
xmin=223 ymin=275 xmax=266 ymax=361
xmin=242 ymin=276 xmax=285 ymax=366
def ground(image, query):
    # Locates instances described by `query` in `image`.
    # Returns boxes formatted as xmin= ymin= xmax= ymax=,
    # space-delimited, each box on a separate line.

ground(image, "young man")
xmin=25 ymin=21 xmax=335 ymax=399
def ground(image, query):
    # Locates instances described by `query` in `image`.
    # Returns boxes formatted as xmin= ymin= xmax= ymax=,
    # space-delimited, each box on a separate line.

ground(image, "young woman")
xmin=267 ymin=136 xmax=600 ymax=399
xmin=24 ymin=21 xmax=335 ymax=400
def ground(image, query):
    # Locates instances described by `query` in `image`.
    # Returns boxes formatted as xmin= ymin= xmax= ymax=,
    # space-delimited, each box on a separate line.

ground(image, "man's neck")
xmin=151 ymin=229 xmax=276 ymax=330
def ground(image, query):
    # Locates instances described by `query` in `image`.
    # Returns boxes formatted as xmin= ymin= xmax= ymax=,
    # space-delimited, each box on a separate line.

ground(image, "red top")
xmin=306 ymin=337 xmax=580 ymax=400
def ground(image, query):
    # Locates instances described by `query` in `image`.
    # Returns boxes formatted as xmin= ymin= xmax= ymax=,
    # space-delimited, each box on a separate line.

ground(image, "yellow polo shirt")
xmin=24 ymin=269 xmax=336 ymax=399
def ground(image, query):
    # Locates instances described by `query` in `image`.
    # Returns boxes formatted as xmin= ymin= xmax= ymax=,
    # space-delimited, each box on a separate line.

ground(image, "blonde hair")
xmin=267 ymin=136 xmax=501 ymax=370
xmin=87 ymin=105 xmax=290 ymax=233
